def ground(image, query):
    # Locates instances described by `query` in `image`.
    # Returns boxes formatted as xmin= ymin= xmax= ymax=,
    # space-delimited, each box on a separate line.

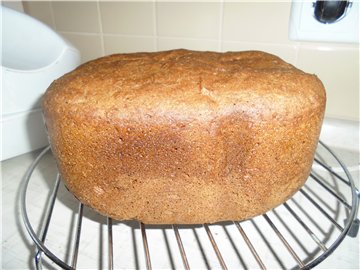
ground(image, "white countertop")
xmin=2 ymin=117 xmax=359 ymax=269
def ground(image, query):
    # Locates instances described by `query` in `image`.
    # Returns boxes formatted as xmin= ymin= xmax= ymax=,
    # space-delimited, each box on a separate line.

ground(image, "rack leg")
xmin=108 ymin=217 xmax=114 ymax=270
xmin=35 ymin=250 xmax=43 ymax=270
xmin=204 ymin=224 xmax=228 ymax=270
xmin=140 ymin=222 xmax=152 ymax=270
xmin=173 ymin=225 xmax=190 ymax=270
xmin=34 ymin=174 xmax=61 ymax=270
xmin=234 ymin=221 xmax=266 ymax=270
xmin=71 ymin=203 xmax=84 ymax=268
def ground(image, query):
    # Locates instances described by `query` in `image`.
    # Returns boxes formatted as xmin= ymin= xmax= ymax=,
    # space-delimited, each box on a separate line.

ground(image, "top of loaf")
xmin=43 ymin=49 xmax=325 ymax=120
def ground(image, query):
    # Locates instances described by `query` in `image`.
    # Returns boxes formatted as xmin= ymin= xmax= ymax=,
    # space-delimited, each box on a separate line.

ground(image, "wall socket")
xmin=289 ymin=1 xmax=359 ymax=43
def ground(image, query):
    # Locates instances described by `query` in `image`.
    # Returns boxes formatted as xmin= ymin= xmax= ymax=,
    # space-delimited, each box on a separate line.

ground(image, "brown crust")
xmin=42 ymin=49 xmax=326 ymax=224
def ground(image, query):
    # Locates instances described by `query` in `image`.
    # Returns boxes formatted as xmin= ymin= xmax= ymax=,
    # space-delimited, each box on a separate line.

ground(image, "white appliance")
xmin=1 ymin=6 xmax=81 ymax=161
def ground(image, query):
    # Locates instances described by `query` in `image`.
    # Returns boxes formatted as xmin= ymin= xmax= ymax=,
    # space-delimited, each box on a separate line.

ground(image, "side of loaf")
xmin=42 ymin=49 xmax=326 ymax=224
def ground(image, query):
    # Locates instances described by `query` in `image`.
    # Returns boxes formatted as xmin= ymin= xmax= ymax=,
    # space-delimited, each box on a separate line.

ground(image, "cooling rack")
xmin=20 ymin=141 xmax=359 ymax=270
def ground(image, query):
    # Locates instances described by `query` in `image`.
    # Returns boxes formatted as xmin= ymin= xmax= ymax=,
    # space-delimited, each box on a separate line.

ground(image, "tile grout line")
xmin=57 ymin=31 xmax=103 ymax=36
xmin=49 ymin=1 xmax=56 ymax=31
xmin=96 ymin=0 xmax=105 ymax=56
xmin=54 ymin=31 xmax=300 ymax=48
xmin=57 ymin=31 xmax=155 ymax=39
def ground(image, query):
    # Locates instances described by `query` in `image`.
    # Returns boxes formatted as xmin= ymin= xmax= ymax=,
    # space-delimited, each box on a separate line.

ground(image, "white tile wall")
xmin=156 ymin=2 xmax=221 ymax=39
xmin=221 ymin=41 xmax=298 ymax=64
xmin=157 ymin=37 xmax=219 ymax=52
xmin=222 ymin=2 xmax=291 ymax=43
xmin=52 ymin=1 xmax=101 ymax=33
xmin=61 ymin=32 xmax=103 ymax=63
xmin=100 ymin=2 xmax=155 ymax=35
xmin=22 ymin=1 xmax=54 ymax=28
xmin=21 ymin=1 xmax=359 ymax=121
xmin=103 ymin=35 xmax=156 ymax=55
xmin=296 ymin=44 xmax=359 ymax=120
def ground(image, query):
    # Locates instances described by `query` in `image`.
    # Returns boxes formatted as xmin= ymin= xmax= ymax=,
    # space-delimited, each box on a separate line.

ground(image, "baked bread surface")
xmin=43 ymin=49 xmax=326 ymax=224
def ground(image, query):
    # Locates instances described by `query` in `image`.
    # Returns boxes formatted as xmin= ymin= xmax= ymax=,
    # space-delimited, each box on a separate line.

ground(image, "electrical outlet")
xmin=289 ymin=1 xmax=359 ymax=43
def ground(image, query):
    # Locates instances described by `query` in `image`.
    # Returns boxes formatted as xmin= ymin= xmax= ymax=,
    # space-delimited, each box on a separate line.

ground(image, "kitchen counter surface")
xmin=2 ymin=118 xmax=359 ymax=269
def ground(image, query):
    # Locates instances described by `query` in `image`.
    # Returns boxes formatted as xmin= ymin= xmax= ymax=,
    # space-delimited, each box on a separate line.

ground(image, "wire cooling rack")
xmin=20 ymin=141 xmax=359 ymax=270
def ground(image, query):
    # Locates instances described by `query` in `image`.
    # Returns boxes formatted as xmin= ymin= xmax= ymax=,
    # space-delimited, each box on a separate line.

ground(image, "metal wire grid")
xmin=20 ymin=141 xmax=359 ymax=270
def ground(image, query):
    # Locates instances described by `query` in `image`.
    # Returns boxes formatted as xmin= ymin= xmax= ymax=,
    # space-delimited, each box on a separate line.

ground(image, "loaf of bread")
xmin=42 ymin=49 xmax=326 ymax=224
